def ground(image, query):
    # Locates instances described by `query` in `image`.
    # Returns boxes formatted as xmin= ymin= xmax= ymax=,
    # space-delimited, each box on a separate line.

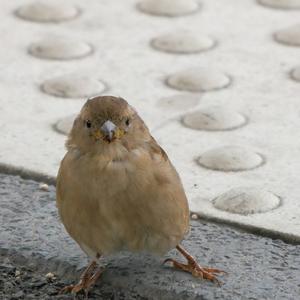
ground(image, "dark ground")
xmin=0 ymin=173 xmax=300 ymax=300
xmin=0 ymin=253 xmax=127 ymax=300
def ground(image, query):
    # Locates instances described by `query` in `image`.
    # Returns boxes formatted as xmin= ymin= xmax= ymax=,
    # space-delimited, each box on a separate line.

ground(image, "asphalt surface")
xmin=0 ymin=173 xmax=299 ymax=299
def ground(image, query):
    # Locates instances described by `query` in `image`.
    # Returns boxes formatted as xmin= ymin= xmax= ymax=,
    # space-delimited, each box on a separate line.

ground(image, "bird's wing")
xmin=139 ymin=135 xmax=190 ymax=234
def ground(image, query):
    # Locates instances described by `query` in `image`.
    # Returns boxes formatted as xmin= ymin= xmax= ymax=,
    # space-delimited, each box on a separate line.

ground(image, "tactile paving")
xmin=15 ymin=2 xmax=80 ymax=23
xmin=0 ymin=0 xmax=299 ymax=240
xmin=151 ymin=31 xmax=215 ymax=54
xmin=28 ymin=36 xmax=93 ymax=60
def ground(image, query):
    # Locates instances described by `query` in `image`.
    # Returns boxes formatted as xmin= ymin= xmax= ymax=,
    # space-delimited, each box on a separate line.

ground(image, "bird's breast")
xmin=57 ymin=146 xmax=188 ymax=256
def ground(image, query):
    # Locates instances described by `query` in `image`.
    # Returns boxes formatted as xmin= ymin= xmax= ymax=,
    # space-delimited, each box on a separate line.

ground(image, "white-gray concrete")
xmin=0 ymin=0 xmax=299 ymax=240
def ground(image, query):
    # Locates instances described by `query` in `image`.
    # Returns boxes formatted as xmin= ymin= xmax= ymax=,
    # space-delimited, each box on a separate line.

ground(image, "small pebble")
xmin=191 ymin=213 xmax=199 ymax=220
xmin=45 ymin=272 xmax=56 ymax=281
xmin=15 ymin=270 xmax=21 ymax=277
xmin=39 ymin=183 xmax=49 ymax=191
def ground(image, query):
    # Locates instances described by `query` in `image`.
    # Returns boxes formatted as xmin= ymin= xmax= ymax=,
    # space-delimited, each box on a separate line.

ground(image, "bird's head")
xmin=67 ymin=96 xmax=150 ymax=154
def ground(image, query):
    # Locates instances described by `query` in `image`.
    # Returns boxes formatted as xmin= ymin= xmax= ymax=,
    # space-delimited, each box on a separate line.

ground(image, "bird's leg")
xmin=83 ymin=267 xmax=104 ymax=299
xmin=59 ymin=255 xmax=103 ymax=295
xmin=163 ymin=245 xmax=226 ymax=286
xmin=59 ymin=260 xmax=97 ymax=294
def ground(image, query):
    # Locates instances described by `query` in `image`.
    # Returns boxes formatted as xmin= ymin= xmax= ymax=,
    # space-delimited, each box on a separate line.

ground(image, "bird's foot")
xmin=59 ymin=260 xmax=103 ymax=297
xmin=163 ymin=245 xmax=226 ymax=286
xmin=163 ymin=258 xmax=224 ymax=286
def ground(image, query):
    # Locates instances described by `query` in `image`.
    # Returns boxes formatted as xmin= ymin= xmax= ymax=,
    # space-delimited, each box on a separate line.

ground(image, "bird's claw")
xmin=58 ymin=261 xmax=103 ymax=297
xmin=163 ymin=257 xmax=225 ymax=286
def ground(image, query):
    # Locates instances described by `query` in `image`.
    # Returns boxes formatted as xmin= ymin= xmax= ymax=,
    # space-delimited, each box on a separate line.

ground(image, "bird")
xmin=56 ymin=95 xmax=225 ymax=296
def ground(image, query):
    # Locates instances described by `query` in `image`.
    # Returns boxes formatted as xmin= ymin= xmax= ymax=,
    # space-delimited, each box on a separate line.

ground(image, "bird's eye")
xmin=86 ymin=120 xmax=92 ymax=128
xmin=125 ymin=118 xmax=130 ymax=126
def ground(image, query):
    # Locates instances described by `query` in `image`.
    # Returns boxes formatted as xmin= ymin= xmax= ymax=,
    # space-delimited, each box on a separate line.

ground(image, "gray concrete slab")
xmin=0 ymin=173 xmax=299 ymax=299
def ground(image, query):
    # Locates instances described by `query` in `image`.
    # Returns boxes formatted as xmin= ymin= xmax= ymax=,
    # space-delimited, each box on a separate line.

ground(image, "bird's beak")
xmin=100 ymin=120 xmax=117 ymax=142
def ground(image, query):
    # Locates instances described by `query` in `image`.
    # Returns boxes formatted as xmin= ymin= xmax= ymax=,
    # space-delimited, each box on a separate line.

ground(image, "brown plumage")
xmin=56 ymin=96 xmax=225 ymax=295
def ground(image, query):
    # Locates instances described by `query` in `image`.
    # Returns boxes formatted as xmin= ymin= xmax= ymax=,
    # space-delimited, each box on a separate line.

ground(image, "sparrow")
xmin=56 ymin=96 xmax=225 ymax=296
